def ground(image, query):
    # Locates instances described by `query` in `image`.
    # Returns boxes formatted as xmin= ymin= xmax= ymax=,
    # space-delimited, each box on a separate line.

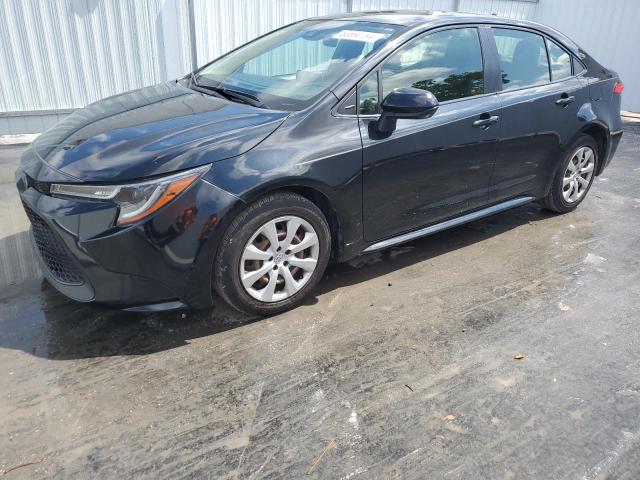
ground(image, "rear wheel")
xmin=540 ymin=135 xmax=598 ymax=213
xmin=214 ymin=192 xmax=331 ymax=315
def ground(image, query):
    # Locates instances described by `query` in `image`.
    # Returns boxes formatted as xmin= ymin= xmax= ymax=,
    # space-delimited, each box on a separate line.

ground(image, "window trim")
xmin=544 ymin=36 xmax=553 ymax=82
xmin=346 ymin=24 xmax=494 ymax=118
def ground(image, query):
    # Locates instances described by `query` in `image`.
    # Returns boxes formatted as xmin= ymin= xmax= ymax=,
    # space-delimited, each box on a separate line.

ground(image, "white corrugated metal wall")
xmin=0 ymin=0 xmax=637 ymax=134
xmin=0 ymin=0 xmax=193 ymax=134
xmin=352 ymin=0 xmax=455 ymax=10
xmin=460 ymin=0 xmax=536 ymax=18
xmin=192 ymin=0 xmax=346 ymax=66
xmin=534 ymin=0 xmax=640 ymax=112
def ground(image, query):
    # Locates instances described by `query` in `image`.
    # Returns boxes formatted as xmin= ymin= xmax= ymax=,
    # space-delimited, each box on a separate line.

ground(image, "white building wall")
xmin=533 ymin=0 xmax=640 ymax=112
xmin=351 ymin=0 xmax=456 ymax=11
xmin=0 ymin=0 xmax=192 ymax=113
xmin=0 ymin=0 xmax=193 ymax=134
xmin=0 ymin=0 xmax=637 ymax=134
xmin=192 ymin=0 xmax=346 ymax=66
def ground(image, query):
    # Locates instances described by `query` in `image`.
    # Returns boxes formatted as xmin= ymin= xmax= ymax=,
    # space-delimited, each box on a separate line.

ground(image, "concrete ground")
xmin=1 ymin=125 xmax=639 ymax=479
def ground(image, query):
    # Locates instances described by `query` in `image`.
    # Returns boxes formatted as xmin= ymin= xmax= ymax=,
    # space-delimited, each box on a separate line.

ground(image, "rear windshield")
xmin=195 ymin=20 xmax=399 ymax=111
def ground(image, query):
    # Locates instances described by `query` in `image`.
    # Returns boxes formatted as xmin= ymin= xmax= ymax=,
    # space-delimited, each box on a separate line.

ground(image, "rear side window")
xmin=493 ymin=28 xmax=550 ymax=90
xmin=380 ymin=27 xmax=484 ymax=103
xmin=546 ymin=38 xmax=572 ymax=81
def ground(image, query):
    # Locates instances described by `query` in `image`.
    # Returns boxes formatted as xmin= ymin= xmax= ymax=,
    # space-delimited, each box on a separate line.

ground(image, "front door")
xmin=359 ymin=27 xmax=500 ymax=242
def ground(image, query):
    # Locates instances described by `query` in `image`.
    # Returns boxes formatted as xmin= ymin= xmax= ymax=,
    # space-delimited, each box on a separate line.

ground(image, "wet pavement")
xmin=1 ymin=125 xmax=640 ymax=479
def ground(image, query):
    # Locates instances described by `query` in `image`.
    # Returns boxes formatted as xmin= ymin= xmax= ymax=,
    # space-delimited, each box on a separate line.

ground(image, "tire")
xmin=540 ymin=134 xmax=599 ymax=213
xmin=214 ymin=191 xmax=331 ymax=316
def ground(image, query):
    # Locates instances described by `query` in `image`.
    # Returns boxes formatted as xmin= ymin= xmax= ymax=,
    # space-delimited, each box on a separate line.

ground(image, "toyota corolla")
xmin=16 ymin=11 xmax=623 ymax=315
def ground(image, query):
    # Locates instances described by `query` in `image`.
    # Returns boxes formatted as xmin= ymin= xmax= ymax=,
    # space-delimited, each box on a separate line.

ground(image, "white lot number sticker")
xmin=333 ymin=30 xmax=386 ymax=43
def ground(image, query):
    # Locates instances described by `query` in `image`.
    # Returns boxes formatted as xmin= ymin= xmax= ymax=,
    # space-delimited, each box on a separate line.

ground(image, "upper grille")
xmin=22 ymin=203 xmax=84 ymax=285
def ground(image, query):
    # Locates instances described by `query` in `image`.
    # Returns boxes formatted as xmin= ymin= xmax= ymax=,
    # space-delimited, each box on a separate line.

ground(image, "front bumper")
xmin=16 ymin=172 xmax=241 ymax=310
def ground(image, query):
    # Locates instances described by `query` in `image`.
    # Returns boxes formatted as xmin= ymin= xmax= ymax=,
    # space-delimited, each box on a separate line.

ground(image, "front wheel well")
xmin=580 ymin=124 xmax=608 ymax=175
xmin=262 ymin=186 xmax=342 ymax=261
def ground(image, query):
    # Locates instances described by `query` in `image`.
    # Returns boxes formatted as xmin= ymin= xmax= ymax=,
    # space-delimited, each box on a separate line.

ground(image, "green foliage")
xmin=360 ymin=97 xmax=379 ymax=115
xmin=411 ymin=71 xmax=484 ymax=102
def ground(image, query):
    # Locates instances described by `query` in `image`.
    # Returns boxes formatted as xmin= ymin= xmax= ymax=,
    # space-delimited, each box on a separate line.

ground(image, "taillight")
xmin=614 ymin=81 xmax=624 ymax=95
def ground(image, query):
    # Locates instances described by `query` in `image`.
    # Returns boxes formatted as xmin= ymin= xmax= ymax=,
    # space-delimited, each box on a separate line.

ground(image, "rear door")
xmin=359 ymin=26 xmax=501 ymax=242
xmin=488 ymin=27 xmax=587 ymax=203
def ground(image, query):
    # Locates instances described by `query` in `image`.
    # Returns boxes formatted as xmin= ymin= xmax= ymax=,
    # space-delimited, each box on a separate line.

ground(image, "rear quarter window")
xmin=573 ymin=57 xmax=587 ymax=75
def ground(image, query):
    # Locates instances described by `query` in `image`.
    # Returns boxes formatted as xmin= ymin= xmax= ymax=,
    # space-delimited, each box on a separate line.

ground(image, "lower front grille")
xmin=22 ymin=203 xmax=84 ymax=285
xmin=27 ymin=175 xmax=50 ymax=194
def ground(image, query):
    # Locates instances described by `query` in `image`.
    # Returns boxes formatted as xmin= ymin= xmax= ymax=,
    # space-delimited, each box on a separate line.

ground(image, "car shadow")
xmin=312 ymin=203 xmax=552 ymax=300
xmin=0 ymin=203 xmax=555 ymax=360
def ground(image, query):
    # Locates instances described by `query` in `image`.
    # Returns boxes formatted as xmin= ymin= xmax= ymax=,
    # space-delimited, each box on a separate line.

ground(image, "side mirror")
xmin=377 ymin=87 xmax=439 ymax=133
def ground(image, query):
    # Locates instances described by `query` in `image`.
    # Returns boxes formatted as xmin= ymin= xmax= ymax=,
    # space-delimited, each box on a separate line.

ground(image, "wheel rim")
xmin=240 ymin=215 xmax=320 ymax=303
xmin=562 ymin=146 xmax=595 ymax=203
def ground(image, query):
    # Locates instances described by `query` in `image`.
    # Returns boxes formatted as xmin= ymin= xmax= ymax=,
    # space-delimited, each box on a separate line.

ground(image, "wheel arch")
xmin=242 ymin=182 xmax=345 ymax=262
xmin=544 ymin=125 xmax=605 ymax=200
xmin=579 ymin=122 xmax=609 ymax=175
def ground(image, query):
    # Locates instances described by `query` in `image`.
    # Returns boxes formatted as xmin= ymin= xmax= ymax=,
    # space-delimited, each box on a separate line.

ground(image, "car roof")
xmin=314 ymin=10 xmax=446 ymax=26
xmin=313 ymin=10 xmax=579 ymax=51
xmin=315 ymin=10 xmax=536 ymax=27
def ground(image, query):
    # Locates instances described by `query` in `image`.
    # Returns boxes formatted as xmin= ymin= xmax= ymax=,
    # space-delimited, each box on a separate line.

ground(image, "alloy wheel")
xmin=239 ymin=216 xmax=320 ymax=302
xmin=562 ymin=146 xmax=595 ymax=203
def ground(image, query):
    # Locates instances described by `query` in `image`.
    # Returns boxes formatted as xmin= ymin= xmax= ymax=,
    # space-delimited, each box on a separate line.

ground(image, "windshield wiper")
xmin=187 ymin=73 xmax=226 ymax=100
xmin=191 ymin=78 xmax=268 ymax=108
xmin=188 ymin=74 xmax=269 ymax=109
xmin=204 ymin=85 xmax=268 ymax=109
xmin=219 ymin=88 xmax=268 ymax=109
xmin=189 ymin=71 xmax=198 ymax=86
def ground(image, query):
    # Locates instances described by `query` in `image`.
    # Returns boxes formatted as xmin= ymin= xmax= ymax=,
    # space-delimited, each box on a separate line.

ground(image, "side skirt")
xmin=363 ymin=197 xmax=535 ymax=252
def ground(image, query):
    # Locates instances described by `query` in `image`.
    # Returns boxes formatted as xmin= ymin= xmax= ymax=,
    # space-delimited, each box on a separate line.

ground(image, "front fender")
xmin=203 ymin=100 xmax=366 ymax=261
xmin=205 ymin=150 xmax=364 ymax=262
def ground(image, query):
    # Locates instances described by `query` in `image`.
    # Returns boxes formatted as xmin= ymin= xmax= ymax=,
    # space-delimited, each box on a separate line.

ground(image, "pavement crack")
xmin=1 ymin=459 xmax=44 ymax=476
xmin=234 ymin=380 xmax=265 ymax=478
xmin=307 ymin=438 xmax=336 ymax=475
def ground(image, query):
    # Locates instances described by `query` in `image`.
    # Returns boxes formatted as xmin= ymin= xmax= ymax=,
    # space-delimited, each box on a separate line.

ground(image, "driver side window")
xmin=381 ymin=27 xmax=485 ymax=103
xmin=358 ymin=27 xmax=485 ymax=115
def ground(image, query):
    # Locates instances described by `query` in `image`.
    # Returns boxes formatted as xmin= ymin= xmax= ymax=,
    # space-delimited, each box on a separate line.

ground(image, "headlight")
xmin=50 ymin=165 xmax=210 ymax=225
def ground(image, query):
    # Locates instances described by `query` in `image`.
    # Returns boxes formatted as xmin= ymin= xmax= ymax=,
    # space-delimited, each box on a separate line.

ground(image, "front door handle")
xmin=555 ymin=95 xmax=575 ymax=107
xmin=472 ymin=115 xmax=500 ymax=129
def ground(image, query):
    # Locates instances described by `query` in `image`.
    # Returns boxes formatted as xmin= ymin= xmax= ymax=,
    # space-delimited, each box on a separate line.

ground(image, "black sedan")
xmin=16 ymin=11 xmax=623 ymax=315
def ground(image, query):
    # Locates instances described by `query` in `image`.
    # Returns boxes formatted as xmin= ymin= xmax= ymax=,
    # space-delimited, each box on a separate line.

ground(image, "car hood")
xmin=29 ymin=82 xmax=289 ymax=182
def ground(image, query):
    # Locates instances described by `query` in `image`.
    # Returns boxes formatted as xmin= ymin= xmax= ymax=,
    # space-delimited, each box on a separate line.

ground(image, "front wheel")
xmin=540 ymin=135 xmax=599 ymax=213
xmin=214 ymin=192 xmax=331 ymax=315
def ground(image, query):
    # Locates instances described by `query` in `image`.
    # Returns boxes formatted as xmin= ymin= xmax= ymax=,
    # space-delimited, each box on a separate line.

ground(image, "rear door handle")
xmin=472 ymin=115 xmax=500 ymax=129
xmin=556 ymin=95 xmax=575 ymax=107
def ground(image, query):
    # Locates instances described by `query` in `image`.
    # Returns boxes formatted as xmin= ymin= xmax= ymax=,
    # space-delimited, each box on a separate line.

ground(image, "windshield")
xmin=195 ymin=20 xmax=399 ymax=111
